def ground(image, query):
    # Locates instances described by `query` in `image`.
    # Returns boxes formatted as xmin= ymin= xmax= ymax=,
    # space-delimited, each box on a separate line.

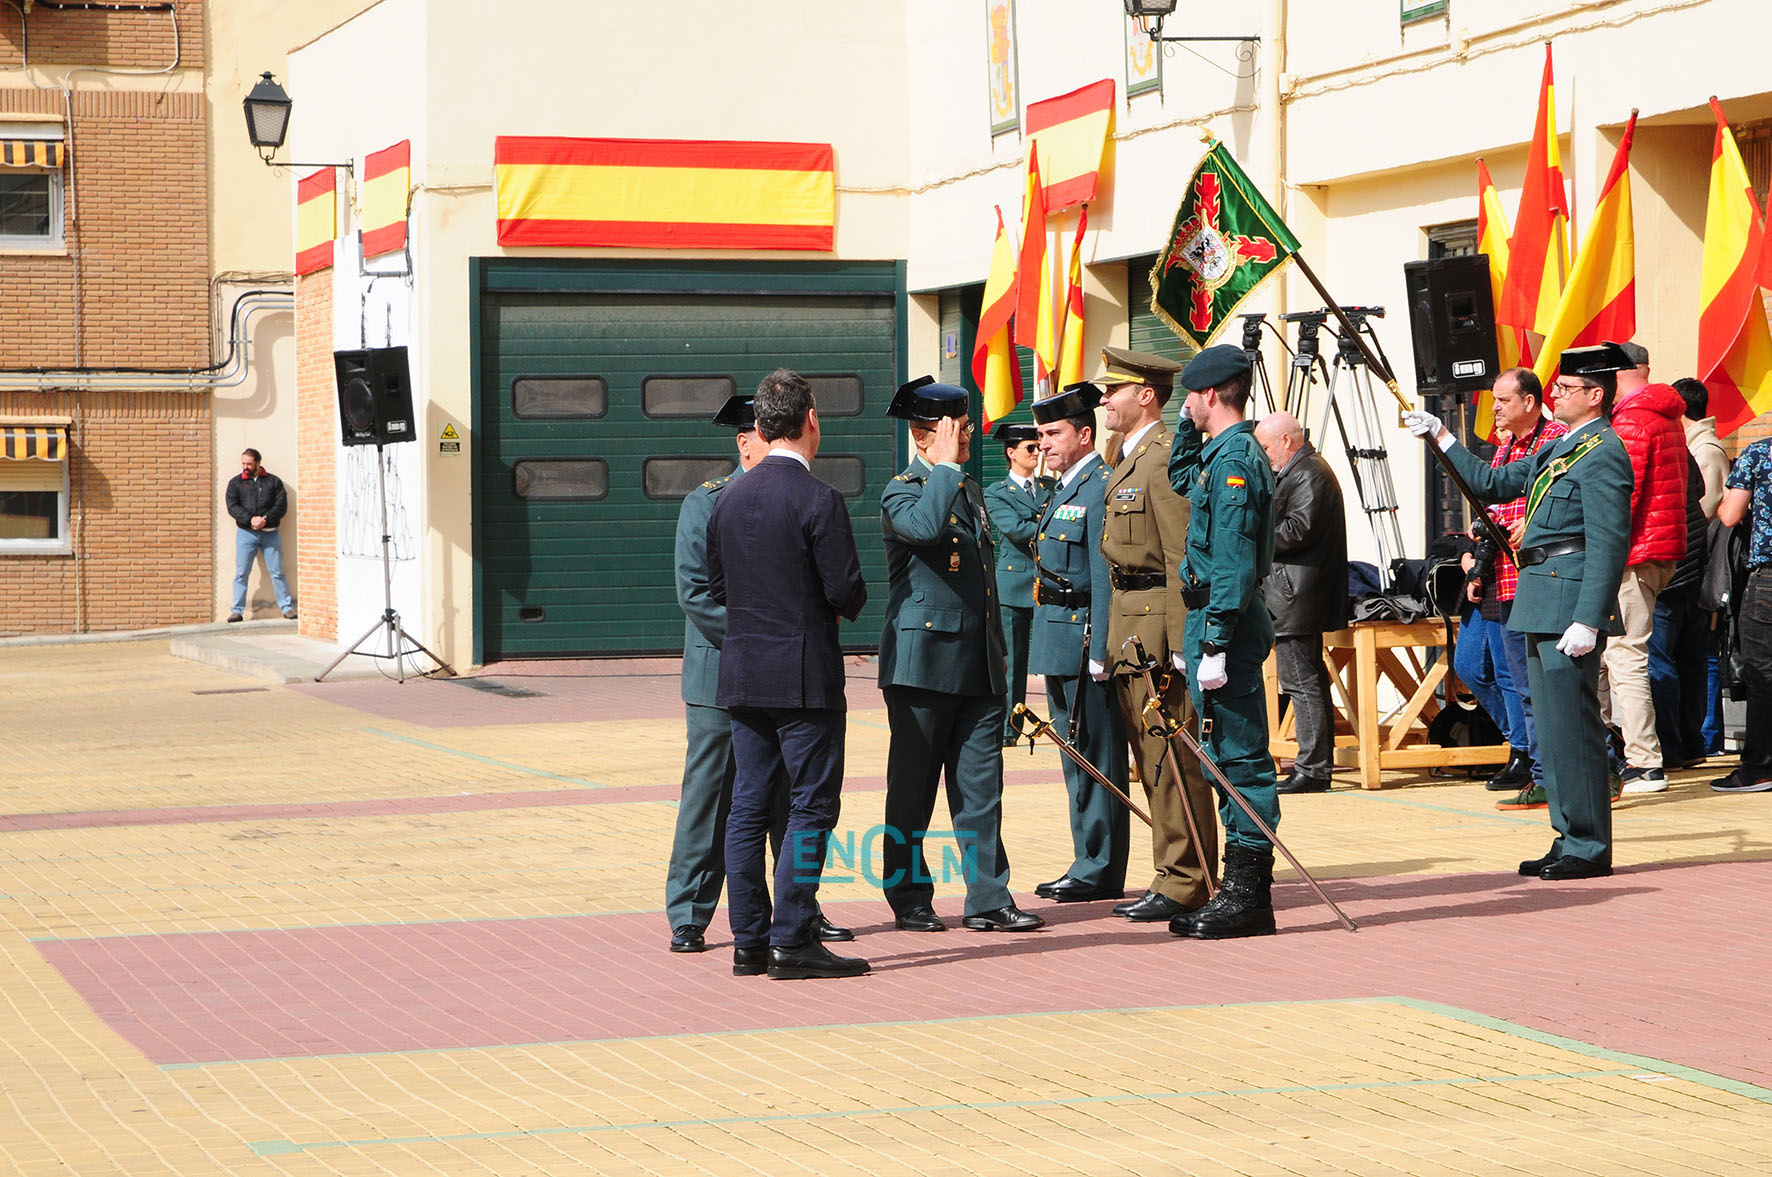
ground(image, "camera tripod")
xmin=1240 ymin=309 xmax=1408 ymax=579
xmin=315 ymin=443 xmax=455 ymax=683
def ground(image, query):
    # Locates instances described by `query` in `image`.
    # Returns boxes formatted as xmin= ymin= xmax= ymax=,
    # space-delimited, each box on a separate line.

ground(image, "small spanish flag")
xmin=1225 ymin=475 xmax=1246 ymax=487
xmin=1025 ymin=79 xmax=1114 ymax=212
xmin=494 ymin=136 xmax=835 ymax=250
xmin=361 ymin=139 xmax=411 ymax=259
xmin=295 ymin=167 xmax=336 ymax=276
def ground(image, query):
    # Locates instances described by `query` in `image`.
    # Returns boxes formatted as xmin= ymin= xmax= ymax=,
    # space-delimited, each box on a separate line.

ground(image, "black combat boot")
xmin=1170 ymin=844 xmax=1276 ymax=939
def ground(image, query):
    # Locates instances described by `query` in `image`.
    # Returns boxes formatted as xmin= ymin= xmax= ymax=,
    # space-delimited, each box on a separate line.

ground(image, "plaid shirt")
xmin=1485 ymin=417 xmax=1567 ymax=602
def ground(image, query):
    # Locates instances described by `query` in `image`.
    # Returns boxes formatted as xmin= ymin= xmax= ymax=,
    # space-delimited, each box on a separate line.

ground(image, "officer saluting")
xmin=1028 ymin=382 xmax=1130 ymax=903
xmin=1097 ymin=347 xmax=1218 ymax=923
xmin=1166 ymin=346 xmax=1281 ymax=939
xmin=878 ymin=378 xmax=1044 ymax=934
xmin=1405 ymin=343 xmax=1633 ymax=881
xmin=984 ymin=423 xmax=1050 ymax=746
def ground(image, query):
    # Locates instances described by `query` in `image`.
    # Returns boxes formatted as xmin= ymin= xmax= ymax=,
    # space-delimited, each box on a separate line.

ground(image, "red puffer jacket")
xmin=1610 ymin=382 xmax=1689 ymax=565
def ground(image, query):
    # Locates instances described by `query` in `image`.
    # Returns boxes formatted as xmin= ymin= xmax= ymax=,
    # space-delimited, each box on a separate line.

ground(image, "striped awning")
xmin=1 ymin=425 xmax=67 ymax=461
xmin=0 ymin=139 xmax=66 ymax=169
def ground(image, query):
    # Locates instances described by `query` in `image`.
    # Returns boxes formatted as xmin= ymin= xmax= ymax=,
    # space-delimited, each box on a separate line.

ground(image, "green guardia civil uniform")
xmin=1029 ymin=451 xmax=1129 ymax=891
xmin=1169 ymin=415 xmax=1280 ymax=851
xmin=1443 ymin=416 xmax=1631 ymax=865
xmin=878 ymin=455 xmax=1017 ymax=917
xmin=986 ymin=472 xmax=1051 ymax=742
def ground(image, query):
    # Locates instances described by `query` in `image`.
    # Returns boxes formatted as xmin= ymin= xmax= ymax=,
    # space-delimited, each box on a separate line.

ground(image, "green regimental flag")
xmin=1149 ymin=138 xmax=1301 ymax=349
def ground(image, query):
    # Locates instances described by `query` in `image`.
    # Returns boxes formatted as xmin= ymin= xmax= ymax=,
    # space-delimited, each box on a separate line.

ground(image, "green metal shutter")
xmin=1127 ymin=254 xmax=1194 ymax=363
xmin=476 ymin=269 xmax=900 ymax=660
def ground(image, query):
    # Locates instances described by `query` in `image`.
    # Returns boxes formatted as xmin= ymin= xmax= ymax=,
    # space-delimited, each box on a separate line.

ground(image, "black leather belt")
xmin=1111 ymin=568 xmax=1165 ymax=591
xmin=1039 ymin=586 xmax=1090 ymax=609
xmin=1517 ymin=537 xmax=1585 ymax=567
xmin=1180 ymin=585 xmax=1209 ymax=609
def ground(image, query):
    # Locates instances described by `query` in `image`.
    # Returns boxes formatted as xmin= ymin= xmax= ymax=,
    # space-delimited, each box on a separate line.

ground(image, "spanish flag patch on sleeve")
xmin=1225 ymin=475 xmax=1246 ymax=487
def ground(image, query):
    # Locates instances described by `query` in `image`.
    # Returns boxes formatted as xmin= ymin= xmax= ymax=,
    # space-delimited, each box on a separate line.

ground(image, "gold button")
xmin=1039 ymin=532 xmax=1045 ymax=540
xmin=925 ymin=621 xmax=933 ymax=628
xmin=949 ymin=515 xmax=957 ymax=524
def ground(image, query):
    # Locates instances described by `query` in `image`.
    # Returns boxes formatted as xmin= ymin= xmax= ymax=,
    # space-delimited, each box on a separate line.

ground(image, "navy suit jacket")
xmin=708 ymin=454 xmax=867 ymax=710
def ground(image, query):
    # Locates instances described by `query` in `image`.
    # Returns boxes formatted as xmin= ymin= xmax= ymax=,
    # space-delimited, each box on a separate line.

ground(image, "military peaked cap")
xmin=1100 ymin=346 xmax=1183 ymax=390
xmin=886 ymin=376 xmax=970 ymax=421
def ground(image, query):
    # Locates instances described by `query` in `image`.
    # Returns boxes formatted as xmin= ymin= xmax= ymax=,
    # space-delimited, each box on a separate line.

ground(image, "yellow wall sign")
xmin=439 ymin=422 xmax=461 ymax=454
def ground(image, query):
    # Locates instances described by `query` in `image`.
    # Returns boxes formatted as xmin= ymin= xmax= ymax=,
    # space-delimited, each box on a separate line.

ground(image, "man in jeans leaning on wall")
xmin=225 ymin=448 xmax=296 ymax=623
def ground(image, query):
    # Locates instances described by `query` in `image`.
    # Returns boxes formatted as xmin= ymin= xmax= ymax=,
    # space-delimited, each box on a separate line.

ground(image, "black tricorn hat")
xmin=886 ymin=375 xmax=970 ymax=421
xmin=711 ymin=395 xmax=757 ymax=430
xmin=992 ymin=421 xmax=1039 ymax=446
xmin=1032 ymin=383 xmax=1100 ymax=424
xmin=1558 ymin=342 xmax=1635 ymax=378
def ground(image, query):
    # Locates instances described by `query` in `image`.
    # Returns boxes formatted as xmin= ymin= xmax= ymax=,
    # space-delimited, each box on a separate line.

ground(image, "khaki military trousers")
xmin=1599 ymin=559 xmax=1674 ymax=770
xmin=1112 ymin=670 xmax=1218 ymax=906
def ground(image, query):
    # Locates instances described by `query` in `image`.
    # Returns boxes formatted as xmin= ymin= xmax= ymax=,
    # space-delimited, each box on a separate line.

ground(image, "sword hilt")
xmin=1119 ymin=635 xmax=1160 ymax=675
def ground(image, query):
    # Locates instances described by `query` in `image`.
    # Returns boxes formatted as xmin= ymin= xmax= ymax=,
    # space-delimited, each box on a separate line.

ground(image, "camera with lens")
xmin=1469 ymin=535 xmax=1499 ymax=581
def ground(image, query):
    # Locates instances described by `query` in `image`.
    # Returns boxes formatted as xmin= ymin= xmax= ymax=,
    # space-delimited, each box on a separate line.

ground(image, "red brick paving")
xmin=38 ymin=859 xmax=1772 ymax=1088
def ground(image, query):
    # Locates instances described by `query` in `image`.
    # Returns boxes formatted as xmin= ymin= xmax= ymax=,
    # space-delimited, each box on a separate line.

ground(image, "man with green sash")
xmin=1405 ymin=343 xmax=1634 ymax=880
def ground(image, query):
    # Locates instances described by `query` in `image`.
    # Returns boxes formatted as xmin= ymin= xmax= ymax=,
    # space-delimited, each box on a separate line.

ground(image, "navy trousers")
xmin=725 ymin=707 xmax=845 ymax=949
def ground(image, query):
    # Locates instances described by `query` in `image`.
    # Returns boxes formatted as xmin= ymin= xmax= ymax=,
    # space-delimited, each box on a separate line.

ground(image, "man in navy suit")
xmin=708 ymin=369 xmax=870 ymax=980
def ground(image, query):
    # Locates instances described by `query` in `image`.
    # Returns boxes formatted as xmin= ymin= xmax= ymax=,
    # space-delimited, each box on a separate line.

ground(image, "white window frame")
xmin=0 ymin=120 xmax=67 ymax=252
xmin=0 ymin=459 xmax=72 ymax=556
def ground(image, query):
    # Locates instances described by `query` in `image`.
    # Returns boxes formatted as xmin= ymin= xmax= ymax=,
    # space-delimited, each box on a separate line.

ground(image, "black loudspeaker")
xmin=1403 ymin=256 xmax=1500 ymax=396
xmin=333 ymin=346 xmax=416 ymax=446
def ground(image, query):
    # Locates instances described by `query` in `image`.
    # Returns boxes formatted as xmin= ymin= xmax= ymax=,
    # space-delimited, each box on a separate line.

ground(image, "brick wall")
xmin=0 ymin=389 xmax=211 ymax=636
xmin=0 ymin=88 xmax=209 ymax=369
xmin=0 ymin=0 xmax=205 ymax=72
xmin=295 ymin=271 xmax=337 ymax=641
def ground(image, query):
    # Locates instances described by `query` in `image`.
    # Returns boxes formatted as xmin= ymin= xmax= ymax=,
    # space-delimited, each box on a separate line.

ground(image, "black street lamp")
xmin=1123 ymin=0 xmax=1258 ymax=45
xmin=241 ymin=72 xmax=353 ymax=173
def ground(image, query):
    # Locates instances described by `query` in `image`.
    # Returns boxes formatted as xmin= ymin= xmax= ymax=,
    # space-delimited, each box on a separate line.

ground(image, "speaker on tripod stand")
xmin=316 ymin=346 xmax=453 ymax=682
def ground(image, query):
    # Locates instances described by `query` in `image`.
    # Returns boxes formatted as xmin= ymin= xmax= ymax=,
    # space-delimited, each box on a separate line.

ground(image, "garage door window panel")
xmin=512 ymin=377 xmax=608 ymax=420
xmin=644 ymin=456 xmax=738 ymax=500
xmin=643 ymin=376 xmax=737 ymax=418
xmin=811 ymin=455 xmax=866 ymax=498
xmin=806 ymin=375 xmax=864 ymax=417
xmin=514 ymin=459 xmax=609 ymax=501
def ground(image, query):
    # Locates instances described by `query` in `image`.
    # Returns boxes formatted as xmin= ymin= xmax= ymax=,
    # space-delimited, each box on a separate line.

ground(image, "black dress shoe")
xmin=1034 ymin=875 xmax=1072 ymax=899
xmin=814 ymin=914 xmax=854 ymax=942
xmin=894 ymin=906 xmax=947 ymax=932
xmin=1046 ymin=878 xmax=1120 ymax=903
xmin=1518 ymin=849 xmax=1560 ymax=876
xmin=1111 ymin=891 xmax=1149 ymax=917
xmin=1276 ymin=770 xmax=1330 ymax=795
xmin=767 ymin=941 xmax=869 ymax=979
xmin=1120 ymin=891 xmax=1192 ymax=922
xmin=1486 ymin=748 xmax=1534 ymax=791
xmin=1539 ymin=855 xmax=1612 ymax=880
xmin=732 ymin=946 xmax=769 ymax=976
xmin=669 ymin=924 xmax=706 ymax=953
xmin=961 ymin=904 xmax=1046 ymax=931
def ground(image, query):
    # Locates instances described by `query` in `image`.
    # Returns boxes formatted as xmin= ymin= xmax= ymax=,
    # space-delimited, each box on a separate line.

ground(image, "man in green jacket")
xmin=1405 ymin=342 xmax=1634 ymax=880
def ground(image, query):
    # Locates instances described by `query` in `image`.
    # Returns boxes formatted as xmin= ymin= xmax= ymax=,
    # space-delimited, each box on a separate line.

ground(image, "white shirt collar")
xmin=1059 ymin=450 xmax=1101 ymax=489
xmin=767 ymin=446 xmax=810 ymax=470
xmin=1121 ymin=420 xmax=1159 ymax=457
xmin=1009 ymin=472 xmax=1033 ymax=491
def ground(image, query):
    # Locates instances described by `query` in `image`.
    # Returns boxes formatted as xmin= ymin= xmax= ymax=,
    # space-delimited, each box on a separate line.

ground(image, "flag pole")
xmin=1287 ymin=250 xmax=1517 ymax=563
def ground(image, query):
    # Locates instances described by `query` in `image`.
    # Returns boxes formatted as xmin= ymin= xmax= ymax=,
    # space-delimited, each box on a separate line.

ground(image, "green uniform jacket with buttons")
xmin=1029 ymin=454 xmax=1112 ymax=675
xmin=1168 ymin=418 xmax=1275 ymax=664
xmin=674 ymin=470 xmax=737 ymax=707
xmin=1444 ymin=418 xmax=1632 ymax=636
xmin=1101 ymin=426 xmax=1192 ymax=668
xmin=878 ymin=457 xmax=1007 ymax=698
xmin=985 ymin=474 xmax=1050 ymax=611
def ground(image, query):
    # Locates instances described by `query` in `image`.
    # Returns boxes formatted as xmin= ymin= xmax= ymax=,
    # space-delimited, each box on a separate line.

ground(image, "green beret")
xmin=1178 ymin=344 xmax=1253 ymax=392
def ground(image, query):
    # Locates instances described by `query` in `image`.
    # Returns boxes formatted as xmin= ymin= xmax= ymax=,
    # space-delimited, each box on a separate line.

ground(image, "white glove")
xmin=1555 ymin=622 xmax=1598 ymax=658
xmin=1403 ymin=410 xmax=1453 ymax=450
xmin=1197 ymin=651 xmax=1228 ymax=691
xmin=1089 ymin=658 xmax=1108 ymax=682
xmin=1171 ymin=651 xmax=1186 ymax=675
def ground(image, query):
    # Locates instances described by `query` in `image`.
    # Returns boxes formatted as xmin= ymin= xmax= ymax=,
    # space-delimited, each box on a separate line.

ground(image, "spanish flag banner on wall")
xmin=493 ymin=136 xmax=835 ymax=250
xmin=295 ymin=167 xmax=336 ymax=276
xmin=361 ymin=139 xmax=411 ymax=259
xmin=1024 ymin=79 xmax=1114 ymax=212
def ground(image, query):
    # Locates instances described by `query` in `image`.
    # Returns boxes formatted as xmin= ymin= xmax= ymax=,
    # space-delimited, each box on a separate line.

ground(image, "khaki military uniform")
xmin=1101 ymin=425 xmax=1218 ymax=906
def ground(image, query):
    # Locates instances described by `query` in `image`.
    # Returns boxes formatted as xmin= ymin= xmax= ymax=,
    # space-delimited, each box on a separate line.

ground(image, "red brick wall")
xmin=0 ymin=390 xmax=211 ymax=636
xmin=295 ymin=271 xmax=337 ymax=641
xmin=0 ymin=0 xmax=205 ymax=72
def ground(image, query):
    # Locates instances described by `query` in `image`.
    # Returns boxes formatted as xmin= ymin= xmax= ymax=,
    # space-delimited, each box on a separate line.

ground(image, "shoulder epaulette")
xmin=701 ymin=474 xmax=734 ymax=491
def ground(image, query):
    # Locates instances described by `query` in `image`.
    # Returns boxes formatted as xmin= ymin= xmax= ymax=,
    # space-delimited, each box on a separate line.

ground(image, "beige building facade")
xmin=22 ymin=0 xmax=1757 ymax=658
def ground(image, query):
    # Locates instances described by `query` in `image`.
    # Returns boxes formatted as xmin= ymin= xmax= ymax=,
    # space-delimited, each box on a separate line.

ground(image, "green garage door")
xmin=475 ymin=262 xmax=902 ymax=660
